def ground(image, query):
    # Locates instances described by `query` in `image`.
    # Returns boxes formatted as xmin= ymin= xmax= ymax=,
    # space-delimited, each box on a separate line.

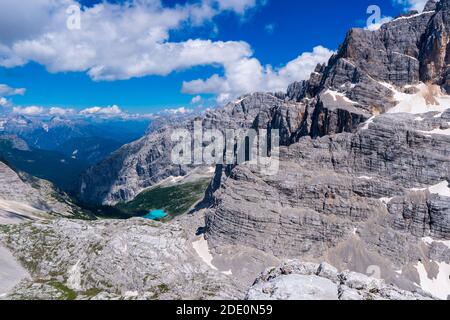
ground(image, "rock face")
xmin=205 ymin=1 xmax=450 ymax=299
xmin=246 ymin=261 xmax=432 ymax=300
xmin=205 ymin=110 xmax=450 ymax=251
xmin=0 ymin=161 xmax=85 ymax=224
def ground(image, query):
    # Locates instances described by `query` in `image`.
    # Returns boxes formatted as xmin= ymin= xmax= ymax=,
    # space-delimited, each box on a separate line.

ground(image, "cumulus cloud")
xmin=163 ymin=107 xmax=194 ymax=114
xmin=0 ymin=84 xmax=26 ymax=96
xmin=182 ymin=46 xmax=334 ymax=102
xmin=191 ymin=95 xmax=203 ymax=104
xmin=393 ymin=0 xmax=429 ymax=12
xmin=13 ymin=106 xmax=44 ymax=115
xmin=213 ymin=0 xmax=257 ymax=14
xmin=0 ymin=0 xmax=260 ymax=81
xmin=0 ymin=0 xmax=333 ymax=105
xmin=0 ymin=97 xmax=11 ymax=108
xmin=49 ymin=107 xmax=76 ymax=116
xmin=79 ymin=105 xmax=123 ymax=116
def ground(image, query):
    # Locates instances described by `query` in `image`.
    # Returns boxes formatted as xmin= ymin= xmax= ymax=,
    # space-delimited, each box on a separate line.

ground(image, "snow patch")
xmin=359 ymin=176 xmax=374 ymax=180
xmin=379 ymin=197 xmax=393 ymax=206
xmin=385 ymin=83 xmax=450 ymax=115
xmin=418 ymin=126 xmax=450 ymax=136
xmin=412 ymin=181 xmax=450 ymax=197
xmin=193 ymin=236 xmax=218 ymax=271
xmin=234 ymin=97 xmax=248 ymax=105
xmin=361 ymin=116 xmax=376 ymax=130
xmin=192 ymin=236 xmax=233 ymax=276
xmin=428 ymin=181 xmax=450 ymax=197
xmin=323 ymin=89 xmax=358 ymax=105
xmin=416 ymin=261 xmax=450 ymax=300
xmin=391 ymin=11 xmax=435 ymax=23
xmin=422 ymin=237 xmax=450 ymax=250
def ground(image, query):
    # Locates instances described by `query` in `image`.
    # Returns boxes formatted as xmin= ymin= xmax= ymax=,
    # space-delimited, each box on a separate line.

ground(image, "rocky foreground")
xmin=0 ymin=216 xmax=435 ymax=300
xmin=0 ymin=216 xmax=241 ymax=300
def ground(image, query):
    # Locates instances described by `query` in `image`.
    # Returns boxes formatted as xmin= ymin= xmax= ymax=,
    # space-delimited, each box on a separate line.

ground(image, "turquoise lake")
xmin=143 ymin=209 xmax=168 ymax=220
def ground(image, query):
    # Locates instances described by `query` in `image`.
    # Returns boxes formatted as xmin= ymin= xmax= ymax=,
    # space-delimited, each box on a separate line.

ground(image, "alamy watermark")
xmin=171 ymin=121 xmax=280 ymax=176
xmin=66 ymin=4 xmax=81 ymax=30
xmin=367 ymin=5 xmax=382 ymax=28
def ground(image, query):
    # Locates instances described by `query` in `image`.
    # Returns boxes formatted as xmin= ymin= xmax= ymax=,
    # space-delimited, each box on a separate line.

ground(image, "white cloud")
xmin=0 ymin=84 xmax=26 ymax=96
xmin=0 ymin=0 xmax=259 ymax=81
xmin=13 ymin=106 xmax=44 ymax=115
xmin=393 ymin=0 xmax=429 ymax=12
xmin=191 ymin=95 xmax=203 ymax=104
xmin=182 ymin=46 xmax=334 ymax=102
xmin=0 ymin=97 xmax=11 ymax=108
xmin=0 ymin=1 xmax=333 ymax=105
xmin=79 ymin=105 xmax=123 ymax=116
xmin=163 ymin=107 xmax=194 ymax=114
xmin=49 ymin=107 xmax=76 ymax=116
xmin=213 ymin=0 xmax=257 ymax=14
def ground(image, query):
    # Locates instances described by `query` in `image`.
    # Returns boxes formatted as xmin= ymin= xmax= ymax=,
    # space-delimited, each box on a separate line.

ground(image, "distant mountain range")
xmin=0 ymin=115 xmax=150 ymax=191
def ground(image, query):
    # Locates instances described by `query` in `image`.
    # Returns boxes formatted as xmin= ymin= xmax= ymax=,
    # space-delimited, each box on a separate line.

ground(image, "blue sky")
xmin=0 ymin=0 xmax=422 ymax=116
